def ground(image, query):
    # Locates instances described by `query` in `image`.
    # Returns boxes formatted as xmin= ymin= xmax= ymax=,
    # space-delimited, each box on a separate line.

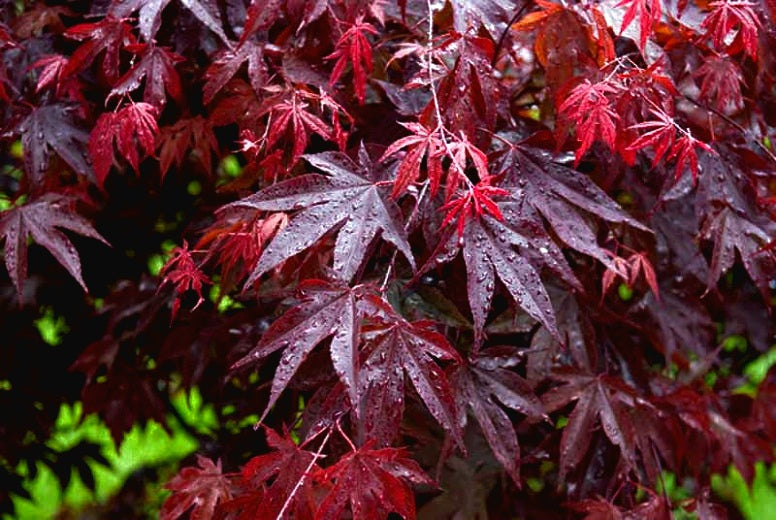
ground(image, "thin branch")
xmin=380 ymin=179 xmax=431 ymax=293
xmin=491 ymin=1 xmax=533 ymax=68
xmin=274 ymin=426 xmax=332 ymax=520
xmin=683 ymin=94 xmax=776 ymax=164
xmin=424 ymin=0 xmax=474 ymax=191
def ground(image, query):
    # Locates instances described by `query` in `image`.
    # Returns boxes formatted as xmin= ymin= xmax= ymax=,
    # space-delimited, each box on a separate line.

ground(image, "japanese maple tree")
xmin=1 ymin=0 xmax=775 ymax=519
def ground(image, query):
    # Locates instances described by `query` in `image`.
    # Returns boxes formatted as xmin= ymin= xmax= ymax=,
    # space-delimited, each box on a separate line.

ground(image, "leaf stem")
xmin=424 ymin=0 xmax=474 ymax=192
xmin=274 ymin=426 xmax=332 ymax=520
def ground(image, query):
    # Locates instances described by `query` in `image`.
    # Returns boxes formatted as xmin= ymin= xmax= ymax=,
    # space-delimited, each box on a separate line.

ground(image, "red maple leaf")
xmin=63 ymin=15 xmax=134 ymax=82
xmin=423 ymin=176 xmax=578 ymax=345
xmin=601 ymin=250 xmax=660 ymax=300
xmin=446 ymin=133 xmax=491 ymax=188
xmin=156 ymin=116 xmax=219 ymax=179
xmin=159 ymin=240 xmax=210 ymax=321
xmin=231 ymin=280 xmax=369 ymax=423
xmin=359 ymin=295 xmax=464 ymax=447
xmin=701 ymin=207 xmax=776 ymax=301
xmin=693 ymin=54 xmax=745 ymax=113
xmin=558 ymin=79 xmax=621 ymax=165
xmin=701 ymin=0 xmax=761 ymax=58
xmin=0 ymin=194 xmax=109 ymax=301
xmin=89 ymin=102 xmax=159 ymax=187
xmin=543 ymin=373 xmax=644 ymax=483
xmin=626 ymin=107 xmax=677 ymax=168
xmin=30 ymin=55 xmax=68 ymax=95
xmin=379 ymin=122 xmax=445 ymax=197
xmin=229 ymin=146 xmax=414 ymax=286
xmin=440 ymin=178 xmax=509 ymax=238
xmin=196 ymin=210 xmax=287 ymax=291
xmin=161 ymin=456 xmax=235 ymax=520
xmin=263 ymin=91 xmax=335 ymax=162
xmin=449 ymin=347 xmax=545 ymax=485
xmin=109 ymin=43 xmax=184 ymax=109
xmin=316 ymin=443 xmax=434 ymax=520
xmin=17 ymin=104 xmax=93 ymax=186
xmin=203 ymin=40 xmax=267 ymax=104
xmin=326 ymin=16 xmax=378 ymax=104
xmin=496 ymin=146 xmax=650 ymax=274
xmin=667 ymin=133 xmax=714 ymax=184
xmin=616 ymin=0 xmax=662 ymax=51
xmin=222 ymin=426 xmax=320 ymax=520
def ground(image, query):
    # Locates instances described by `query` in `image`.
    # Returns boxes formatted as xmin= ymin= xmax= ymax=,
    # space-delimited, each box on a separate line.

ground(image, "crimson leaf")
xmin=498 ymin=146 xmax=650 ymax=272
xmin=316 ymin=444 xmax=434 ymax=520
xmin=63 ymin=15 xmax=134 ymax=82
xmin=0 ymin=194 xmax=109 ymax=301
xmin=161 ymin=456 xmax=234 ymax=520
xmin=326 ymin=17 xmax=377 ymax=104
xmin=225 ymin=427 xmax=319 ymax=520
xmin=449 ymin=347 xmax=545 ymax=485
xmin=232 ymin=145 xmax=415 ymax=286
xmin=17 ymin=104 xmax=93 ymax=186
xmin=89 ymin=102 xmax=159 ymax=187
xmin=109 ymin=44 xmax=184 ymax=109
xmin=360 ymin=295 xmax=463 ymax=447
xmin=231 ymin=280 xmax=367 ymax=422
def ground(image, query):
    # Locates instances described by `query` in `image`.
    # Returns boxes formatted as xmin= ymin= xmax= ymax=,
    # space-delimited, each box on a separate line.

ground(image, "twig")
xmin=380 ymin=179 xmax=431 ymax=292
xmin=424 ymin=0 xmax=474 ymax=191
xmin=274 ymin=426 xmax=332 ymax=520
xmin=491 ymin=1 xmax=533 ymax=68
xmin=683 ymin=94 xmax=776 ymax=164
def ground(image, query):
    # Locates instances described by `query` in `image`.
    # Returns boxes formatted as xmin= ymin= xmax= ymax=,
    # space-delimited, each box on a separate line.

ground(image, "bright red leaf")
xmin=159 ymin=241 xmax=210 ymax=321
xmin=558 ymin=79 xmax=621 ymax=165
xmin=89 ymin=102 xmax=160 ymax=187
xmin=63 ymin=15 xmax=134 ymax=82
xmin=701 ymin=0 xmax=761 ymax=58
xmin=379 ymin=122 xmax=445 ymax=197
xmin=616 ymin=0 xmax=662 ymax=50
xmin=693 ymin=54 xmax=745 ymax=113
xmin=326 ymin=17 xmax=378 ymax=104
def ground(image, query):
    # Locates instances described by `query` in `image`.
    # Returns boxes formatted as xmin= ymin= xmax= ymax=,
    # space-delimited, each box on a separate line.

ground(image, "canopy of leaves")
xmin=1 ymin=0 xmax=774 ymax=518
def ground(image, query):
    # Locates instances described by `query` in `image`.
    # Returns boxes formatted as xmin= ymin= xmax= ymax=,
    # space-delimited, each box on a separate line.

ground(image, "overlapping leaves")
xmin=231 ymin=145 xmax=415 ymax=286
